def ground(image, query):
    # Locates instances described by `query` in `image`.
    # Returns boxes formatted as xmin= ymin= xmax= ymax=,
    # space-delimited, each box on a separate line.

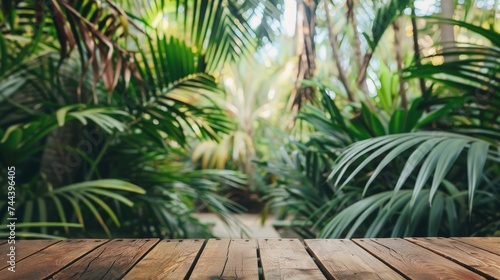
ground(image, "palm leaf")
xmin=366 ymin=0 xmax=411 ymax=51
xmin=329 ymin=132 xmax=495 ymax=210
xmin=320 ymin=190 xmax=466 ymax=238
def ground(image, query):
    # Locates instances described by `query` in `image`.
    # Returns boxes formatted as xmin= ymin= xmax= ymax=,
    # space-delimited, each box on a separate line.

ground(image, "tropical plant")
xmin=0 ymin=0 xmax=281 ymax=238
xmin=320 ymin=17 xmax=500 ymax=238
xmin=260 ymin=86 xmax=424 ymax=236
xmin=262 ymin=10 xmax=499 ymax=238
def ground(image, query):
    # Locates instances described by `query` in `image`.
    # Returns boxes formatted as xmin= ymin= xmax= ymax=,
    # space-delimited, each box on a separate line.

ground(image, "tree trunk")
xmin=393 ymin=19 xmax=407 ymax=110
xmin=324 ymin=0 xmax=357 ymax=103
xmin=440 ymin=0 xmax=457 ymax=62
xmin=289 ymin=0 xmax=317 ymax=111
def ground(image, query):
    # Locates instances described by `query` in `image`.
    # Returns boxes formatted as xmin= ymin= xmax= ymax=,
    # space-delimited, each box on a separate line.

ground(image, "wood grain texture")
xmin=259 ymin=238 xmax=325 ymax=280
xmin=408 ymin=237 xmax=500 ymax=279
xmin=0 ymin=240 xmax=60 ymax=270
xmin=354 ymin=238 xmax=485 ymax=280
xmin=452 ymin=237 xmax=500 ymax=256
xmin=123 ymin=239 xmax=203 ymax=280
xmin=51 ymin=239 xmax=158 ymax=280
xmin=0 ymin=239 xmax=107 ymax=280
xmin=190 ymin=239 xmax=259 ymax=280
xmin=305 ymin=239 xmax=403 ymax=280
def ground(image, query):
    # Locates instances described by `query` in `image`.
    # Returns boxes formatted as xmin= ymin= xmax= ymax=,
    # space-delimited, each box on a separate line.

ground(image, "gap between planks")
xmin=182 ymin=239 xmax=209 ymax=280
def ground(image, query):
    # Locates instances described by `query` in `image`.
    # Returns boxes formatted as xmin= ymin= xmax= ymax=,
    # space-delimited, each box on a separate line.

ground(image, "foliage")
xmin=262 ymin=9 xmax=500 ymax=238
xmin=0 ymin=0 xmax=281 ymax=238
xmin=318 ymin=17 xmax=500 ymax=238
xmin=1 ymin=0 xmax=498 ymax=240
xmin=191 ymin=56 xmax=291 ymax=212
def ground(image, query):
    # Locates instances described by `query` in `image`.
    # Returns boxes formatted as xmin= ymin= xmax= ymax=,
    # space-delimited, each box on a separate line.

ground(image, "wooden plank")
xmin=0 ymin=240 xmax=61 ymax=270
xmin=305 ymin=239 xmax=403 ymax=280
xmin=190 ymin=239 xmax=259 ymax=280
xmin=123 ymin=239 xmax=204 ymax=280
xmin=259 ymin=238 xmax=325 ymax=280
xmin=51 ymin=238 xmax=158 ymax=280
xmin=452 ymin=237 xmax=500 ymax=256
xmin=354 ymin=238 xmax=485 ymax=280
xmin=0 ymin=239 xmax=107 ymax=279
xmin=408 ymin=237 xmax=500 ymax=279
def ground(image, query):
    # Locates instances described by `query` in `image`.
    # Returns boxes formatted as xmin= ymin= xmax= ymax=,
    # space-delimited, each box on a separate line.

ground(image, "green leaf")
xmin=370 ymin=0 xmax=411 ymax=51
xmin=83 ymin=192 xmax=121 ymax=227
xmin=1 ymin=222 xmax=82 ymax=228
xmin=388 ymin=108 xmax=406 ymax=134
xmin=391 ymin=138 xmax=443 ymax=199
xmin=363 ymin=137 xmax=426 ymax=196
xmin=429 ymin=139 xmax=468 ymax=204
xmin=75 ymin=193 xmax=111 ymax=237
xmin=49 ymin=195 xmax=69 ymax=233
xmin=56 ymin=104 xmax=84 ymax=127
xmin=361 ymin=103 xmax=386 ymax=136
xmin=53 ymin=179 xmax=145 ymax=195
xmin=467 ymin=141 xmax=489 ymax=212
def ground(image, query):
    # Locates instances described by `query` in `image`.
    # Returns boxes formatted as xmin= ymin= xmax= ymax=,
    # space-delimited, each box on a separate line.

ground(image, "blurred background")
xmin=0 ymin=0 xmax=498 ymax=239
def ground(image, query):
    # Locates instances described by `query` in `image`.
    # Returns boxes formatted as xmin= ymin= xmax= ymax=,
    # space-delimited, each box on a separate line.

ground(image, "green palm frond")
xmin=56 ymin=105 xmax=131 ymax=133
xmin=0 ymin=104 xmax=131 ymax=167
xmin=329 ymin=131 xmax=497 ymax=211
xmin=365 ymin=0 xmax=411 ymax=51
xmin=126 ymin=28 xmax=232 ymax=145
xmin=49 ymin=180 xmax=144 ymax=236
xmin=1 ymin=0 xmax=141 ymax=95
xmin=0 ymin=179 xmax=144 ymax=238
xmin=319 ymin=189 xmax=468 ymax=238
xmin=132 ymin=0 xmax=279 ymax=72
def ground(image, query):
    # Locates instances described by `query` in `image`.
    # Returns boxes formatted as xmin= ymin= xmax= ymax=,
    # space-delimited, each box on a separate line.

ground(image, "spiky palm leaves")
xmin=0 ymin=0 xmax=280 ymax=238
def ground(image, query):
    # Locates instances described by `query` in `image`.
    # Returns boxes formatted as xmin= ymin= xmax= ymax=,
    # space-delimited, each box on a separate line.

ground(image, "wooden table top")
xmin=1 ymin=237 xmax=499 ymax=279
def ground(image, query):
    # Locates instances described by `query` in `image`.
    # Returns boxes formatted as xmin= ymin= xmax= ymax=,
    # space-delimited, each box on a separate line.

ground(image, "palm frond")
xmin=366 ymin=0 xmax=411 ymax=51
xmin=329 ymin=131 xmax=496 ymax=209
xmin=319 ymin=189 xmax=467 ymax=238
xmin=2 ymin=0 xmax=142 ymax=95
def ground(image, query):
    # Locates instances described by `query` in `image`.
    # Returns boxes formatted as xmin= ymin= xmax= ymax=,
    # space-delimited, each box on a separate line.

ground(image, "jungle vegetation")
xmin=0 ymin=0 xmax=498 ymax=238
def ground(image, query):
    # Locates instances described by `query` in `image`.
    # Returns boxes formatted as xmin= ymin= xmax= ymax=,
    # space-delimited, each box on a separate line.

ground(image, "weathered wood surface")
xmin=190 ymin=239 xmax=258 ymax=280
xmin=407 ymin=237 xmax=500 ymax=279
xmin=124 ymin=239 xmax=203 ymax=280
xmin=453 ymin=237 xmax=500 ymax=256
xmin=1 ymin=237 xmax=498 ymax=280
xmin=354 ymin=238 xmax=485 ymax=280
xmin=259 ymin=238 xmax=326 ymax=280
xmin=0 ymin=240 xmax=59 ymax=270
xmin=1 ymin=239 xmax=107 ymax=280
xmin=51 ymin=239 xmax=158 ymax=280
xmin=305 ymin=239 xmax=403 ymax=280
